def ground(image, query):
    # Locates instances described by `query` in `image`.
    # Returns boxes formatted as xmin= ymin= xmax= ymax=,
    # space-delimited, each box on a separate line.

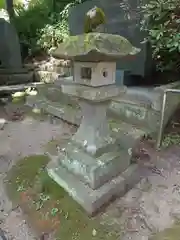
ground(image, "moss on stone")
xmin=84 ymin=7 xmax=106 ymax=33
xmin=6 ymin=154 xmax=119 ymax=239
xmin=52 ymin=32 xmax=140 ymax=61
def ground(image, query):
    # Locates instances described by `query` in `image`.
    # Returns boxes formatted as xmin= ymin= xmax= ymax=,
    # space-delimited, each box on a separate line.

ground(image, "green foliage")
xmin=141 ymin=0 xmax=180 ymax=72
xmin=37 ymin=2 xmax=77 ymax=51
xmin=13 ymin=0 xmax=53 ymax=55
xmin=0 ymin=0 xmax=5 ymax=8
xmin=12 ymin=0 xmax=84 ymax=57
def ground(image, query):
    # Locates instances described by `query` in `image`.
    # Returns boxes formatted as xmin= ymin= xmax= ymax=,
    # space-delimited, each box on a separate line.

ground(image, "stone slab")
xmin=26 ymin=96 xmax=81 ymax=125
xmin=61 ymin=84 xmax=126 ymax=101
xmin=0 ymin=68 xmax=28 ymax=74
xmin=47 ymin=161 xmax=141 ymax=215
xmin=109 ymin=119 xmax=149 ymax=149
xmin=0 ymin=72 xmax=34 ymax=85
xmin=57 ymin=143 xmax=130 ymax=189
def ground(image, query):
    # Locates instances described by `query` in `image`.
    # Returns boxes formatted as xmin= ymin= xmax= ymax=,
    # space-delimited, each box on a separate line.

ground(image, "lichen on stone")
xmin=52 ymin=32 xmax=140 ymax=61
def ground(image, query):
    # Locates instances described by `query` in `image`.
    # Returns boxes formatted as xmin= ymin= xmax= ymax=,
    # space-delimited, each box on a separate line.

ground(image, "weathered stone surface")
xmin=57 ymin=143 xmax=130 ymax=189
xmin=0 ymin=72 xmax=34 ymax=85
xmin=32 ymin=58 xmax=72 ymax=80
xmin=72 ymin=100 xmax=114 ymax=152
xmin=61 ymin=84 xmax=126 ymax=101
xmin=69 ymin=0 xmax=152 ymax=77
xmin=109 ymin=120 xmax=149 ymax=151
xmin=34 ymin=71 xmax=60 ymax=83
xmin=47 ymin=160 xmax=141 ymax=215
xmin=52 ymin=32 xmax=140 ymax=61
xmin=26 ymin=95 xmax=81 ymax=125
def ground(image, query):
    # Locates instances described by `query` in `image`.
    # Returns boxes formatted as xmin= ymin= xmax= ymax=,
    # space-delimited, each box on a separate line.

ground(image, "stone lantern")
xmin=47 ymin=33 xmax=140 ymax=215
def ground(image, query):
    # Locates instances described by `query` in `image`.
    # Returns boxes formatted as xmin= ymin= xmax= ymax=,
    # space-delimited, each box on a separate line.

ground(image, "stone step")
xmin=110 ymin=83 xmax=180 ymax=132
xmin=26 ymin=95 xmax=81 ymax=125
xmin=0 ymin=67 xmax=29 ymax=74
xmin=109 ymin=87 xmax=160 ymax=130
xmin=109 ymin=98 xmax=159 ymax=131
xmin=0 ymin=71 xmax=34 ymax=85
xmin=109 ymin=119 xmax=150 ymax=151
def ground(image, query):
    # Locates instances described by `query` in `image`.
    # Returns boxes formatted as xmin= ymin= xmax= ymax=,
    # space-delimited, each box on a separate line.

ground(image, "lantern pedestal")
xmin=47 ymin=33 xmax=141 ymax=215
xmin=47 ymin=82 xmax=140 ymax=215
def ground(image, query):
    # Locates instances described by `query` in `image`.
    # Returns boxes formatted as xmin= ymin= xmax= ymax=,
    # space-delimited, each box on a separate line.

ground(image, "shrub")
xmin=37 ymin=2 xmax=78 ymax=51
xmin=141 ymin=0 xmax=180 ymax=72
xmin=13 ymin=0 xmax=53 ymax=56
xmin=12 ymin=0 xmax=86 ymax=58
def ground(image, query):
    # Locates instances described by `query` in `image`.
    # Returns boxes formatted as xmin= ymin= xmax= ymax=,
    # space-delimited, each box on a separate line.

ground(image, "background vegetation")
xmin=141 ymin=0 xmax=180 ymax=72
xmin=1 ymin=0 xmax=180 ymax=72
xmin=11 ymin=0 xmax=85 ymax=57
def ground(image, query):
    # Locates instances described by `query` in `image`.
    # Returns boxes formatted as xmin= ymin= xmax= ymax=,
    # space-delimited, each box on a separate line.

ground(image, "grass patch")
xmin=6 ymin=155 xmax=119 ymax=239
xmin=150 ymin=221 xmax=180 ymax=240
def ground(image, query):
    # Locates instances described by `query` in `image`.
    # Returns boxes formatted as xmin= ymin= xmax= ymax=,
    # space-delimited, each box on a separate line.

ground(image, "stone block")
xmin=47 ymin=161 xmax=141 ymax=215
xmin=61 ymin=84 xmax=126 ymax=101
xmin=0 ymin=72 xmax=34 ymax=85
xmin=58 ymin=144 xmax=130 ymax=189
xmin=109 ymin=120 xmax=149 ymax=150
xmin=34 ymin=71 xmax=59 ymax=83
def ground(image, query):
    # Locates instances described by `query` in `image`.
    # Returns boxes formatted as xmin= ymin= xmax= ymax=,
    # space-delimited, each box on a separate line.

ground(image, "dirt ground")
xmin=0 ymin=103 xmax=75 ymax=239
xmin=1 ymin=101 xmax=180 ymax=239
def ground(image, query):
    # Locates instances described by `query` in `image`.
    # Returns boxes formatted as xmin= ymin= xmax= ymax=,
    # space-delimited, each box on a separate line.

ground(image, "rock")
xmin=12 ymin=91 xmax=26 ymax=98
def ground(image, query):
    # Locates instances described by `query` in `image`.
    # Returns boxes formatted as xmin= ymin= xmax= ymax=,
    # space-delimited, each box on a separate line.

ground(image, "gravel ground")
xmin=0 ymin=112 xmax=73 ymax=240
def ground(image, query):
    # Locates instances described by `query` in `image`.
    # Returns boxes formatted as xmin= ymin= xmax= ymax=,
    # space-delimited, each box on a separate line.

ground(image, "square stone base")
xmin=58 ymin=143 xmax=130 ymax=190
xmin=47 ymin=161 xmax=142 ymax=216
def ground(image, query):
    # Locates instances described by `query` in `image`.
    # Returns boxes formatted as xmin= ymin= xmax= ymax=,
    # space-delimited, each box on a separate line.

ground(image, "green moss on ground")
xmin=6 ymin=155 xmax=119 ymax=239
xmin=150 ymin=222 xmax=180 ymax=240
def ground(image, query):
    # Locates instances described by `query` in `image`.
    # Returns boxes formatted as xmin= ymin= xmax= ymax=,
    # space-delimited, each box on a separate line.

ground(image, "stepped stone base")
xmin=52 ymin=143 xmax=131 ymax=190
xmin=47 ymin=159 xmax=141 ymax=215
